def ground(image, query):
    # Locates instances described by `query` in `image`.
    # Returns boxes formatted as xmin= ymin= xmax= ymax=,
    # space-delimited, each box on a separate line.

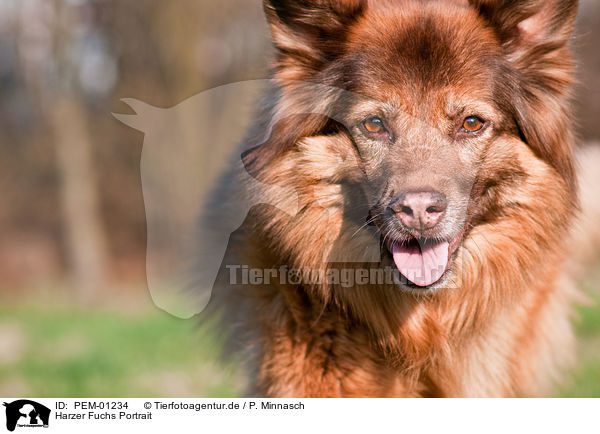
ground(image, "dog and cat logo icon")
xmin=3 ymin=400 xmax=50 ymax=432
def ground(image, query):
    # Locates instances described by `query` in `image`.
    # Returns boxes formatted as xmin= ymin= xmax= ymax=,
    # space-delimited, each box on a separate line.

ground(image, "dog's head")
xmin=253 ymin=0 xmax=578 ymax=292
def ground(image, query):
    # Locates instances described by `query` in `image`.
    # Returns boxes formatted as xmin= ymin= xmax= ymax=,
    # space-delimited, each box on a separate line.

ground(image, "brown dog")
xmin=206 ymin=0 xmax=581 ymax=397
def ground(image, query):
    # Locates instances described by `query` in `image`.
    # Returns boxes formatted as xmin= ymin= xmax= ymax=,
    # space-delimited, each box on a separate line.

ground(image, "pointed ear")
xmin=470 ymin=0 xmax=579 ymax=193
xmin=264 ymin=0 xmax=366 ymax=73
xmin=469 ymin=0 xmax=578 ymax=50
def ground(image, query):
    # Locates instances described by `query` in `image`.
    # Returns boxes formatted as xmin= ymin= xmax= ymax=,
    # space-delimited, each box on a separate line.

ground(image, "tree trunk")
xmin=52 ymin=95 xmax=109 ymax=299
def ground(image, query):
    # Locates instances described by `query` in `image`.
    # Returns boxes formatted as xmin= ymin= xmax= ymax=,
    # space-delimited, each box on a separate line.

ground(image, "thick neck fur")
xmin=240 ymin=131 xmax=575 ymax=396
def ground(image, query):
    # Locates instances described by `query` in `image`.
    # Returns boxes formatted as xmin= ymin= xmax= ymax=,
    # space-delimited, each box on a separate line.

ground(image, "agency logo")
xmin=3 ymin=400 xmax=50 ymax=432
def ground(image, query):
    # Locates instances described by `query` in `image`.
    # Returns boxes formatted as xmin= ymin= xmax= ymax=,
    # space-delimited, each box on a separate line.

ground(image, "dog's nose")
xmin=390 ymin=190 xmax=448 ymax=230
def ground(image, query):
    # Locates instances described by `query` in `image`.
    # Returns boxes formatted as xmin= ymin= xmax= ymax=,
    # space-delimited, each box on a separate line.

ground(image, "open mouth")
xmin=385 ymin=225 xmax=467 ymax=288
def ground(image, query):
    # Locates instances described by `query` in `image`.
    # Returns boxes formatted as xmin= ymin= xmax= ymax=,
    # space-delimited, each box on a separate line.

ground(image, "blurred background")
xmin=0 ymin=0 xmax=598 ymax=397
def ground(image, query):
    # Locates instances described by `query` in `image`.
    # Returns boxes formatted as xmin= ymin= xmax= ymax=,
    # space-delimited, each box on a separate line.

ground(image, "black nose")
xmin=390 ymin=190 xmax=448 ymax=231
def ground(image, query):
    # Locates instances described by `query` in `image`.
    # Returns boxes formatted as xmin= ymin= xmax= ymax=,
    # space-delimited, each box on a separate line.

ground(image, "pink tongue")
xmin=392 ymin=240 xmax=449 ymax=287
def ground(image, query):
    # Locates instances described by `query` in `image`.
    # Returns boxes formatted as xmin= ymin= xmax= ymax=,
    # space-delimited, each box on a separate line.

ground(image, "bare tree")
xmin=15 ymin=0 xmax=110 ymax=298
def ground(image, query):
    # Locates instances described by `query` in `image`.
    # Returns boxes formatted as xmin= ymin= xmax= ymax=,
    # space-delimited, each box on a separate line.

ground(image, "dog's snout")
xmin=390 ymin=190 xmax=448 ymax=230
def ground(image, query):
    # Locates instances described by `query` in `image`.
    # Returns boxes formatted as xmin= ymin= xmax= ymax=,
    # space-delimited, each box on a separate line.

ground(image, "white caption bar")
xmin=1 ymin=398 xmax=598 ymax=433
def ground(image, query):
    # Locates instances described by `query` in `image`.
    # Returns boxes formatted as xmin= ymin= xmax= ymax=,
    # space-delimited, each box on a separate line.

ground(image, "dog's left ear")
xmin=469 ymin=0 xmax=578 ymax=49
xmin=470 ymin=0 xmax=579 ymax=193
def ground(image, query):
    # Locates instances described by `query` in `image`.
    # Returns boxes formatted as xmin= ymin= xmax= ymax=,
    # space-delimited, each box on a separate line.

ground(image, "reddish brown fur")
xmin=209 ymin=0 xmax=580 ymax=397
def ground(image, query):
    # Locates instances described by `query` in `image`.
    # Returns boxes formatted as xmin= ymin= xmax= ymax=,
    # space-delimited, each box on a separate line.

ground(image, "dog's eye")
xmin=363 ymin=117 xmax=385 ymax=135
xmin=462 ymin=116 xmax=485 ymax=133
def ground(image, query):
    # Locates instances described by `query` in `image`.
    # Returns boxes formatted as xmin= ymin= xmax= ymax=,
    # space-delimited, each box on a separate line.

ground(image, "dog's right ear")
xmin=264 ymin=0 xmax=366 ymax=75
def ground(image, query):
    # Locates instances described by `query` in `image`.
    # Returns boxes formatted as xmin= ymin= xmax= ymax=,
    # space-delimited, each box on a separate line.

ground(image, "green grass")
xmin=0 ymin=303 xmax=243 ymax=397
xmin=558 ymin=291 xmax=600 ymax=397
xmin=0 ymin=292 xmax=598 ymax=397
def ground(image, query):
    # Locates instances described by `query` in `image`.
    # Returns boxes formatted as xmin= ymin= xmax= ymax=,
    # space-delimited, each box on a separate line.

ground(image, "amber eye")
xmin=363 ymin=117 xmax=385 ymax=134
xmin=462 ymin=116 xmax=485 ymax=133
